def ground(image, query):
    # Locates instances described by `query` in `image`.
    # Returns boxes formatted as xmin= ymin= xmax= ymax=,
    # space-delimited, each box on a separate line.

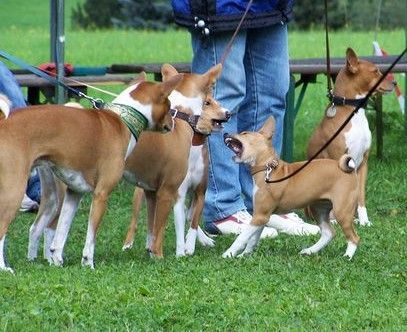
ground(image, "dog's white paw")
xmin=0 ymin=266 xmax=15 ymax=274
xmin=222 ymin=249 xmax=236 ymax=258
xmin=27 ymin=249 xmax=37 ymax=262
xmin=51 ymin=252 xmax=64 ymax=267
xmin=122 ymin=242 xmax=133 ymax=251
xmin=197 ymin=227 xmax=216 ymax=247
xmin=81 ymin=256 xmax=95 ymax=269
xmin=356 ymin=207 xmax=371 ymax=226
xmin=299 ymin=248 xmax=314 ymax=256
xmin=185 ymin=228 xmax=197 ymax=256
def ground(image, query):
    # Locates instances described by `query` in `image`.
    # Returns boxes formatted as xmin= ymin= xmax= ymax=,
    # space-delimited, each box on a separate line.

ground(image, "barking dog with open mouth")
xmin=0 ymin=72 xmax=182 ymax=272
xmin=307 ymin=48 xmax=395 ymax=226
xmin=222 ymin=115 xmax=361 ymax=259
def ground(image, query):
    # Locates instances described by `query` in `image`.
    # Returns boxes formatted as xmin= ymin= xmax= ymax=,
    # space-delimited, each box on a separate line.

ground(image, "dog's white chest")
xmin=344 ymin=109 xmax=371 ymax=167
xmin=186 ymin=146 xmax=205 ymax=186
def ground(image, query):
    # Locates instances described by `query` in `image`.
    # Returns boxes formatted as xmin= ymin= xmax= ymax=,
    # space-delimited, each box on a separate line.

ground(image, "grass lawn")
xmin=0 ymin=0 xmax=406 ymax=330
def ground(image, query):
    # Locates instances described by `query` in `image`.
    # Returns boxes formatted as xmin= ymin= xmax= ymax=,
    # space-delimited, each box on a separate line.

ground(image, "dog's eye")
xmin=204 ymin=100 xmax=211 ymax=106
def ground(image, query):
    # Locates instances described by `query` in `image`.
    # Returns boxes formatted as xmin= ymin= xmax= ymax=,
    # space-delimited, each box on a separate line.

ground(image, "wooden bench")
xmin=14 ymin=55 xmax=407 ymax=161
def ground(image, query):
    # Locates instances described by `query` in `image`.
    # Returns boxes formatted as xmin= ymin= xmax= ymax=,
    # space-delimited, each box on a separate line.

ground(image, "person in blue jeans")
xmin=0 ymin=61 xmax=41 ymax=212
xmin=171 ymin=0 xmax=320 ymax=237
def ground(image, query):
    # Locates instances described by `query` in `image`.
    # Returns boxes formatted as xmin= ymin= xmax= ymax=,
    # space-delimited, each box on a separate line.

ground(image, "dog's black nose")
xmin=223 ymin=133 xmax=229 ymax=139
xmin=225 ymin=111 xmax=231 ymax=120
xmin=392 ymin=80 xmax=397 ymax=86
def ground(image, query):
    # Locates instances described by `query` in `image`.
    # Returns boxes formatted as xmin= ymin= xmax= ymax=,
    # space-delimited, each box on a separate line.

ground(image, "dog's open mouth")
xmin=224 ymin=134 xmax=243 ymax=157
xmin=211 ymin=118 xmax=228 ymax=130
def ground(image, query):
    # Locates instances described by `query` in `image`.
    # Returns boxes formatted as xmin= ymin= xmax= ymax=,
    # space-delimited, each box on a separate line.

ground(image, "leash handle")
xmin=265 ymin=47 xmax=407 ymax=184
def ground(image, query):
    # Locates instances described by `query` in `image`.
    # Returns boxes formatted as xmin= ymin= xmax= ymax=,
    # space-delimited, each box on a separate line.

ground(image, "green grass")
xmin=0 ymin=0 xmax=407 ymax=330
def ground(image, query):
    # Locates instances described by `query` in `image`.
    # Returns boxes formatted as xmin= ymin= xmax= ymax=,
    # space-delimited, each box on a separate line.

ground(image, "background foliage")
xmin=71 ymin=0 xmax=406 ymax=30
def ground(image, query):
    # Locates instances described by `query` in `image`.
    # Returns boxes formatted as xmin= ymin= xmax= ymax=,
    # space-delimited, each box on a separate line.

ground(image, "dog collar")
xmin=169 ymin=108 xmax=208 ymax=146
xmin=251 ymin=159 xmax=279 ymax=183
xmin=329 ymin=93 xmax=368 ymax=108
xmin=103 ymin=102 xmax=148 ymax=139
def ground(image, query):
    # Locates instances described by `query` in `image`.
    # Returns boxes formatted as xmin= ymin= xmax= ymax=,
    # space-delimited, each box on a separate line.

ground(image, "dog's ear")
xmin=259 ymin=116 xmax=275 ymax=140
xmin=158 ymin=73 xmax=183 ymax=100
xmin=346 ymin=48 xmax=359 ymax=74
xmin=202 ymin=63 xmax=222 ymax=93
xmin=161 ymin=64 xmax=179 ymax=82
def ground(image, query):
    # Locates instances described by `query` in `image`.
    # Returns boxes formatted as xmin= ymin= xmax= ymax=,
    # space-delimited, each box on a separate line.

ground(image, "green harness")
xmin=102 ymin=102 xmax=148 ymax=140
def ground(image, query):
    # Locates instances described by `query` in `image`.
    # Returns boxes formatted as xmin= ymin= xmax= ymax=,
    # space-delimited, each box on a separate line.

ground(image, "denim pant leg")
xmin=237 ymin=25 xmax=289 ymax=213
xmin=191 ymin=31 xmax=248 ymax=224
xmin=0 ymin=61 xmax=27 ymax=109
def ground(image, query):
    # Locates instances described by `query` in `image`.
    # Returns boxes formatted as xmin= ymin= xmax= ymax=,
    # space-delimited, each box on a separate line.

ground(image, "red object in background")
xmin=38 ymin=63 xmax=74 ymax=76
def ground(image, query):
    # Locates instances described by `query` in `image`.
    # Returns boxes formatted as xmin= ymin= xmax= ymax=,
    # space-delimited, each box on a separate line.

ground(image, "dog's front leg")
xmin=222 ymin=224 xmax=261 ymax=258
xmin=150 ymin=189 xmax=175 ymax=258
xmin=173 ymin=192 xmax=187 ymax=257
xmin=50 ymin=189 xmax=83 ymax=266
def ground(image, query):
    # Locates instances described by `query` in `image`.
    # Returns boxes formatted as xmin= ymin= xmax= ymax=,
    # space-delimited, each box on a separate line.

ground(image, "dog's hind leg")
xmin=122 ymin=187 xmax=144 ymax=251
xmin=356 ymin=156 xmax=371 ymax=226
xmin=82 ymin=187 xmax=112 ymax=268
xmin=300 ymin=203 xmax=335 ymax=256
xmin=50 ymin=189 xmax=83 ymax=266
xmin=28 ymin=166 xmax=63 ymax=262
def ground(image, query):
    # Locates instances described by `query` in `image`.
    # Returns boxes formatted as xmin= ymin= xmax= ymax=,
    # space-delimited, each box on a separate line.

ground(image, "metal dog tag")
xmin=326 ymin=105 xmax=336 ymax=118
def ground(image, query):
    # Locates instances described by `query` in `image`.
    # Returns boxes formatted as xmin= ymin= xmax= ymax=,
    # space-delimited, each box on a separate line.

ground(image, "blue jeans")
xmin=0 ymin=61 xmax=27 ymax=109
xmin=0 ymin=61 xmax=41 ymax=203
xmin=191 ymin=24 xmax=289 ymax=224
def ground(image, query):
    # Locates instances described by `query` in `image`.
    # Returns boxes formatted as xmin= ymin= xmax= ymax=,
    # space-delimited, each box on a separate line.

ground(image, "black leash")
xmin=324 ymin=0 xmax=333 ymax=98
xmin=0 ymin=50 xmax=104 ymax=108
xmin=265 ymin=47 xmax=407 ymax=184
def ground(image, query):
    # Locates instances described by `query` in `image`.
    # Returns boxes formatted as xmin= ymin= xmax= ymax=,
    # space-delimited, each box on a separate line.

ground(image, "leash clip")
xmin=264 ymin=160 xmax=278 ymax=183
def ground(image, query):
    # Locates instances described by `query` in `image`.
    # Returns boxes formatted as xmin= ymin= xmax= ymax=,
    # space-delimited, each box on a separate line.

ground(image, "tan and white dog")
xmin=122 ymin=64 xmax=229 ymax=258
xmin=307 ymin=48 xmax=395 ymax=226
xmin=222 ymin=116 xmax=360 ymax=259
xmin=0 ymin=72 xmax=182 ymax=272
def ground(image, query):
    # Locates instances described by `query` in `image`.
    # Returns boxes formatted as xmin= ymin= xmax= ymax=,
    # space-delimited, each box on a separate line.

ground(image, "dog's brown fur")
xmin=122 ymin=65 xmax=227 ymax=258
xmin=222 ymin=116 xmax=360 ymax=259
xmin=307 ymin=48 xmax=395 ymax=226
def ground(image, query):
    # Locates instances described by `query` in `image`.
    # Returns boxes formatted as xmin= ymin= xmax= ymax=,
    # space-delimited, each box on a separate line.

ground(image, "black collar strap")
xmin=329 ymin=93 xmax=368 ymax=108
xmin=169 ymin=108 xmax=201 ymax=133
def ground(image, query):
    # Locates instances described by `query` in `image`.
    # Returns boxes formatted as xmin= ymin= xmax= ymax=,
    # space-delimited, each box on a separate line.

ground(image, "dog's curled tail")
xmin=338 ymin=154 xmax=356 ymax=173
xmin=0 ymin=93 xmax=11 ymax=119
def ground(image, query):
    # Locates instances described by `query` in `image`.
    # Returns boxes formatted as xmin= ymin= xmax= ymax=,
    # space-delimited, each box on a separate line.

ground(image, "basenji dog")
xmin=222 ymin=116 xmax=361 ymax=259
xmin=0 ymin=72 xmax=182 ymax=272
xmin=307 ymin=48 xmax=395 ymax=226
xmin=122 ymin=64 xmax=230 ymax=258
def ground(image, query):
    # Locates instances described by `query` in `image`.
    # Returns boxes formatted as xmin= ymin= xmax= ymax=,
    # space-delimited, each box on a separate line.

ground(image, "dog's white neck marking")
xmin=169 ymin=90 xmax=203 ymax=115
xmin=344 ymin=95 xmax=371 ymax=168
xmin=112 ymin=83 xmax=154 ymax=128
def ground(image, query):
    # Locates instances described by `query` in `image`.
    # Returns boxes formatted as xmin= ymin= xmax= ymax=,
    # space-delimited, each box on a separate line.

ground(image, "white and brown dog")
xmin=0 ymin=72 xmax=182 ymax=272
xmin=122 ymin=64 xmax=229 ymax=257
xmin=307 ymin=48 xmax=395 ymax=226
xmin=222 ymin=116 xmax=360 ymax=259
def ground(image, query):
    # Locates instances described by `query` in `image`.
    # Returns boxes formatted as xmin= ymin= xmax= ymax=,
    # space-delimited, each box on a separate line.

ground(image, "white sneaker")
xmin=209 ymin=209 xmax=278 ymax=239
xmin=267 ymin=212 xmax=320 ymax=236
xmin=20 ymin=194 xmax=39 ymax=212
